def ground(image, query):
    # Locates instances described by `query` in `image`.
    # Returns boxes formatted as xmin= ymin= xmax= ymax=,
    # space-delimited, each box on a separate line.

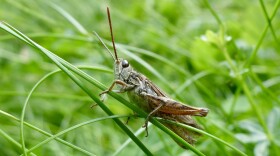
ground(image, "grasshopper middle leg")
xmin=142 ymin=103 xmax=164 ymax=137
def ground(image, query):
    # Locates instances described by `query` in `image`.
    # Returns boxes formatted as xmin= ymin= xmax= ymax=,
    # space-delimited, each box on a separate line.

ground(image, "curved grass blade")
xmin=0 ymin=128 xmax=37 ymax=156
xmin=49 ymin=3 xmax=88 ymax=35
xmin=22 ymin=115 xmax=129 ymax=155
xmin=0 ymin=110 xmax=94 ymax=156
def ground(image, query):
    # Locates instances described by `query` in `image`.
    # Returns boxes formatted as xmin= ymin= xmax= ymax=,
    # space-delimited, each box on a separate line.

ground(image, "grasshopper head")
xmin=114 ymin=58 xmax=133 ymax=81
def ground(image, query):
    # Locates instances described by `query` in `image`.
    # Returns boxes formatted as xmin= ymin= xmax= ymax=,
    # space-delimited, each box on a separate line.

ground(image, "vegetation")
xmin=1 ymin=0 xmax=280 ymax=155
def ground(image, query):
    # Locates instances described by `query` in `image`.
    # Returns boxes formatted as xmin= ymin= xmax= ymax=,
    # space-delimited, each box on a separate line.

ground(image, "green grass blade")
xmin=113 ymin=126 xmax=146 ymax=156
xmin=24 ymin=115 xmax=129 ymax=155
xmin=259 ymin=0 xmax=279 ymax=44
xmin=0 ymin=110 xmax=95 ymax=156
xmin=0 ymin=128 xmax=37 ymax=156
xmin=50 ymin=3 xmax=88 ymax=35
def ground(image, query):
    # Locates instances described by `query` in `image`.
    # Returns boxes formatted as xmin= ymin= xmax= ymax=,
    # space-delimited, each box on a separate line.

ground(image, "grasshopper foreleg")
xmin=100 ymin=80 xmax=135 ymax=98
xmin=100 ymin=80 xmax=127 ymax=96
xmin=91 ymin=80 xmax=136 ymax=108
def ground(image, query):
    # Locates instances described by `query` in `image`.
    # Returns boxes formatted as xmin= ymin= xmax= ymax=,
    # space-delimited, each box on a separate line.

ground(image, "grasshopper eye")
xmin=122 ymin=60 xmax=129 ymax=68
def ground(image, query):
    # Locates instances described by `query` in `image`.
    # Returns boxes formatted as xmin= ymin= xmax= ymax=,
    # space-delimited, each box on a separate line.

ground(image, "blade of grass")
xmin=0 ymin=110 xmax=95 ymax=156
xmin=259 ymin=0 xmax=279 ymax=44
xmin=113 ymin=9 xmax=191 ymax=57
xmin=0 ymin=33 xmax=91 ymax=42
xmin=113 ymin=126 xmax=147 ymax=156
xmin=17 ymin=67 xmax=106 ymax=156
xmin=0 ymin=91 xmax=92 ymax=101
xmin=0 ymin=65 xmax=111 ymax=100
xmin=251 ymin=73 xmax=280 ymax=104
xmin=175 ymin=71 xmax=211 ymax=95
xmin=49 ymin=3 xmax=88 ymax=35
xmin=0 ymin=128 xmax=37 ymax=156
xmin=203 ymin=0 xmax=223 ymax=26
xmin=5 ymin=0 xmax=56 ymax=25
xmin=22 ymin=115 xmax=129 ymax=155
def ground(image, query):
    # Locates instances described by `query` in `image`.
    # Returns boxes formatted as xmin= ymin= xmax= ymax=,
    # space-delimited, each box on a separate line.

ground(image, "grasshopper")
xmin=97 ymin=7 xmax=209 ymax=149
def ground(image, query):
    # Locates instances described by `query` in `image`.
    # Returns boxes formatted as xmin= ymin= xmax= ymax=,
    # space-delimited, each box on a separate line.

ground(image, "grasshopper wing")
xmin=158 ymin=114 xmax=202 ymax=148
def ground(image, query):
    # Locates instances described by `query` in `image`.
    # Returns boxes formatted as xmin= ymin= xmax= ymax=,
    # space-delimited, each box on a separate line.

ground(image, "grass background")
xmin=1 ymin=0 xmax=280 ymax=155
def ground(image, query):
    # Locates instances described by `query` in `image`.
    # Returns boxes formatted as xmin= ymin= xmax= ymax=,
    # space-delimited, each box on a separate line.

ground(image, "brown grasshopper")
xmin=97 ymin=7 xmax=209 ymax=149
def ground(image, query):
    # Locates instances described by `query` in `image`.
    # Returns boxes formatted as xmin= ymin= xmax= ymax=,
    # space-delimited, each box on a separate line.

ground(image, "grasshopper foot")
xmin=99 ymin=90 xmax=108 ymax=97
xmin=91 ymin=92 xmax=107 ymax=108
xmin=142 ymin=122 xmax=149 ymax=137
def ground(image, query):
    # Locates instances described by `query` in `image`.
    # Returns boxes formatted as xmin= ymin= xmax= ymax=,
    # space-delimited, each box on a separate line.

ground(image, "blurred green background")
xmin=1 ymin=0 xmax=280 ymax=155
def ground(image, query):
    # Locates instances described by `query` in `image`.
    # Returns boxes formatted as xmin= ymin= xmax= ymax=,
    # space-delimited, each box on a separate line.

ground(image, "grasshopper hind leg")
xmin=142 ymin=103 xmax=164 ymax=137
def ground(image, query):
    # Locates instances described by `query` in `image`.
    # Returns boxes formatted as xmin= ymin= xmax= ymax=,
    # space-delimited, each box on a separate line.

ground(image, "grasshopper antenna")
xmin=93 ymin=31 xmax=115 ymax=61
xmin=107 ymin=7 xmax=119 ymax=61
